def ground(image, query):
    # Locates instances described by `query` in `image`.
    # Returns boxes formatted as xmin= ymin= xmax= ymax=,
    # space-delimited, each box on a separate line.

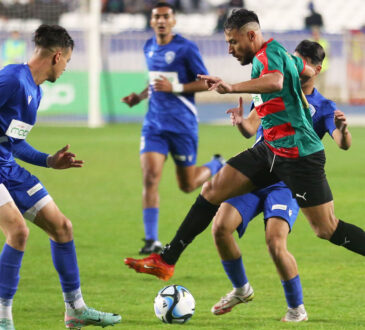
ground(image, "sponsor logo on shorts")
xmin=295 ymin=192 xmax=307 ymax=201
xmin=272 ymin=204 xmax=287 ymax=211
xmin=6 ymin=120 xmax=33 ymax=139
xmin=174 ymin=154 xmax=186 ymax=161
xmin=27 ymin=183 xmax=43 ymax=197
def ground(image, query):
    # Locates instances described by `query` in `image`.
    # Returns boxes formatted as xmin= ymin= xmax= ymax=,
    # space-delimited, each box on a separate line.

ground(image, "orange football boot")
xmin=124 ymin=253 xmax=174 ymax=281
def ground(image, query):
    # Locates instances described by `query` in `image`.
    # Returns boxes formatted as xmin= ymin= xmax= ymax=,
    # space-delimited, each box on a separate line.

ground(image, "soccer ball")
xmin=154 ymin=285 xmax=195 ymax=324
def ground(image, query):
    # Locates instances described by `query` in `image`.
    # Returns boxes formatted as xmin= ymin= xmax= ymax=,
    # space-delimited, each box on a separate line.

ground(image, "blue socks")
xmin=143 ymin=208 xmax=159 ymax=241
xmin=222 ymin=257 xmax=248 ymax=288
xmin=0 ymin=244 xmax=24 ymax=299
xmin=281 ymin=275 xmax=303 ymax=308
xmin=50 ymin=239 xmax=80 ymax=293
xmin=203 ymin=157 xmax=224 ymax=176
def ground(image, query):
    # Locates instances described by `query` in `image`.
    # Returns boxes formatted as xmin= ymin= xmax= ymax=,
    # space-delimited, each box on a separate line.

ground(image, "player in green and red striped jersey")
xmin=124 ymin=9 xmax=365 ymax=296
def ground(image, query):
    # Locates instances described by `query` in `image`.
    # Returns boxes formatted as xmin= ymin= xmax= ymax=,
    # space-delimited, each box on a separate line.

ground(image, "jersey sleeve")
xmin=322 ymin=100 xmax=337 ymax=136
xmin=291 ymin=55 xmax=306 ymax=75
xmin=0 ymin=73 xmax=19 ymax=108
xmin=184 ymin=41 xmax=208 ymax=77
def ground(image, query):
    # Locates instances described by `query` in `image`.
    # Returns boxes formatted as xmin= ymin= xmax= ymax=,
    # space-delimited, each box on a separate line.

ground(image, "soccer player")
xmin=124 ymin=8 xmax=365 ymax=306
xmin=0 ymin=25 xmax=121 ymax=330
xmin=121 ymin=2 xmax=225 ymax=255
xmin=211 ymin=40 xmax=352 ymax=322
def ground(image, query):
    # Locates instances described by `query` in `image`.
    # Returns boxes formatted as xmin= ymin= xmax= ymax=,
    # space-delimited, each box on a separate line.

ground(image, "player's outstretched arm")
xmin=332 ymin=109 xmax=352 ymax=150
xmin=47 ymin=144 xmax=84 ymax=169
xmin=121 ymin=87 xmax=148 ymax=107
xmin=198 ymin=72 xmax=283 ymax=94
xmin=226 ymin=97 xmax=260 ymax=138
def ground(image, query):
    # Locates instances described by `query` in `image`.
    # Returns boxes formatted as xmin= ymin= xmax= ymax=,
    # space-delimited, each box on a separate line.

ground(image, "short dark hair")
xmin=295 ymin=40 xmax=325 ymax=65
xmin=152 ymin=2 xmax=175 ymax=13
xmin=224 ymin=9 xmax=260 ymax=31
xmin=33 ymin=24 xmax=74 ymax=50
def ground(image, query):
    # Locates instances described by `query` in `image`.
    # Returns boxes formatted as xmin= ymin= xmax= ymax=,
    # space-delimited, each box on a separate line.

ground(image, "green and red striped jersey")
xmin=251 ymin=39 xmax=323 ymax=158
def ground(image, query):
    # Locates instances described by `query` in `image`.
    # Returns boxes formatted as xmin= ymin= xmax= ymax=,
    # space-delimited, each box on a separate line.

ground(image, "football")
xmin=154 ymin=285 xmax=195 ymax=324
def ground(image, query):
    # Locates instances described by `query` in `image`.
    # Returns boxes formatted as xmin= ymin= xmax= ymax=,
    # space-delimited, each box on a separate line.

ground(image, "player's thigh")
xmin=224 ymin=193 xmax=262 ymax=238
xmin=140 ymin=130 xmax=168 ymax=178
xmin=265 ymin=217 xmax=290 ymax=244
xmin=4 ymin=164 xmax=52 ymax=222
xmin=0 ymin=184 xmax=25 ymax=234
xmin=140 ymin=152 xmax=166 ymax=179
xmin=213 ymin=202 xmax=244 ymax=236
xmin=202 ymin=164 xmax=256 ymax=204
xmin=33 ymin=200 xmax=71 ymax=236
xmin=300 ymin=200 xmax=337 ymax=238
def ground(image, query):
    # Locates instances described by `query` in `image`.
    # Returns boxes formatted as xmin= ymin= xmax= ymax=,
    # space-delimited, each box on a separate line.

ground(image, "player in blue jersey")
xmin=0 ymin=25 xmax=121 ymax=330
xmin=122 ymin=2 xmax=225 ymax=255
xmin=211 ymin=40 xmax=352 ymax=321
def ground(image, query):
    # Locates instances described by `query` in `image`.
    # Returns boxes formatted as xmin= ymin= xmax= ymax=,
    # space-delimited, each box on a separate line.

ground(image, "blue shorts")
xmin=0 ymin=162 xmax=51 ymax=221
xmin=140 ymin=129 xmax=197 ymax=167
xmin=225 ymin=182 xmax=299 ymax=238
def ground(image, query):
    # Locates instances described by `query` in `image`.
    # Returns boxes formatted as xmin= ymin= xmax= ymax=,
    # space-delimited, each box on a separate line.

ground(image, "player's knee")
xmin=313 ymin=227 xmax=332 ymax=240
xmin=11 ymin=223 xmax=29 ymax=247
xmin=201 ymin=180 xmax=213 ymax=197
xmin=211 ymin=219 xmax=226 ymax=242
xmin=143 ymin=171 xmax=160 ymax=188
xmin=53 ymin=216 xmax=73 ymax=239
xmin=266 ymin=235 xmax=285 ymax=258
xmin=178 ymin=181 xmax=195 ymax=193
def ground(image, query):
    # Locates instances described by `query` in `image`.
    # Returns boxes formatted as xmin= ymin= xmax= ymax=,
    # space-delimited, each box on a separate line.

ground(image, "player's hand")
xmin=121 ymin=93 xmax=141 ymax=107
xmin=226 ymin=97 xmax=244 ymax=126
xmin=197 ymin=74 xmax=233 ymax=94
xmin=334 ymin=109 xmax=348 ymax=132
xmin=47 ymin=144 xmax=84 ymax=169
xmin=153 ymin=75 xmax=173 ymax=92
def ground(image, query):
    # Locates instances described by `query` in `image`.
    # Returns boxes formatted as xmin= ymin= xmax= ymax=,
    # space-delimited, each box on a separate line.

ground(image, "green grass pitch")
xmin=2 ymin=124 xmax=365 ymax=329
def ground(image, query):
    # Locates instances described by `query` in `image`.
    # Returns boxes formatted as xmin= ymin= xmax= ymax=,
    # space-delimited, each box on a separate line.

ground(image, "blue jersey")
xmin=143 ymin=34 xmax=208 ymax=135
xmin=306 ymin=87 xmax=337 ymax=139
xmin=0 ymin=64 xmax=42 ymax=166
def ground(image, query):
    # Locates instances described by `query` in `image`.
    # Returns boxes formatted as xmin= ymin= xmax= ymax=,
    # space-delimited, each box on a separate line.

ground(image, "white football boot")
xmin=211 ymin=283 xmax=254 ymax=315
xmin=281 ymin=304 xmax=308 ymax=322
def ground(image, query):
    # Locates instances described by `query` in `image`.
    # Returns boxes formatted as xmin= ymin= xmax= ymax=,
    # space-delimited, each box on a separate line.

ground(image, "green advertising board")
xmin=38 ymin=71 xmax=148 ymax=120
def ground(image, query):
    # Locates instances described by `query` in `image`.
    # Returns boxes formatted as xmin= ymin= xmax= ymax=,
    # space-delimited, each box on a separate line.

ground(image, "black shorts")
xmin=227 ymin=142 xmax=333 ymax=208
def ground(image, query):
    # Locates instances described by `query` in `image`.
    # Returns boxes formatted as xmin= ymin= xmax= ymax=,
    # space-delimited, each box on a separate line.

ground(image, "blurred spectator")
xmin=34 ymin=0 xmax=67 ymax=25
xmin=311 ymin=26 xmax=329 ymax=93
xmin=215 ymin=5 xmax=228 ymax=32
xmin=103 ymin=0 xmax=124 ymax=13
xmin=1 ymin=30 xmax=26 ymax=68
xmin=305 ymin=1 xmax=323 ymax=29
xmin=229 ymin=0 xmax=244 ymax=9
xmin=180 ymin=0 xmax=210 ymax=13
xmin=0 ymin=2 xmax=7 ymax=19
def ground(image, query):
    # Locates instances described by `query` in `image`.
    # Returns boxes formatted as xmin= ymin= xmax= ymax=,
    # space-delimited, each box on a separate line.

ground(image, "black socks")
xmin=162 ymin=194 xmax=219 ymax=265
xmin=330 ymin=219 xmax=365 ymax=256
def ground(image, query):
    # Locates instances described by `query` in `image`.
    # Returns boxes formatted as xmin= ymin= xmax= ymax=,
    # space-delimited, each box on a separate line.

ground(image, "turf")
xmin=1 ymin=124 xmax=365 ymax=329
